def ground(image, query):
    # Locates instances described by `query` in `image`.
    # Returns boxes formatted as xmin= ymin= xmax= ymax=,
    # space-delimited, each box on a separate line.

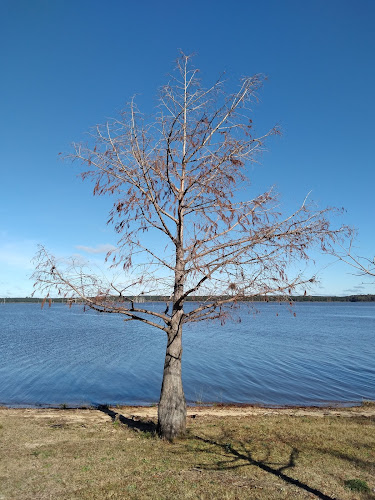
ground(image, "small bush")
xmin=344 ymin=479 xmax=370 ymax=492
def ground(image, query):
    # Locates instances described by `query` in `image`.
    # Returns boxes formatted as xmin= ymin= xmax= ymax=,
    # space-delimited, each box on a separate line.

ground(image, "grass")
xmin=361 ymin=400 xmax=375 ymax=408
xmin=0 ymin=407 xmax=374 ymax=499
xmin=344 ymin=479 xmax=371 ymax=493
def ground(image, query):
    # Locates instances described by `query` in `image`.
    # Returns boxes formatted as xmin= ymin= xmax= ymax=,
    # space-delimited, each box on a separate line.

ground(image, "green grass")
xmin=0 ymin=408 xmax=374 ymax=499
xmin=344 ymin=479 xmax=371 ymax=493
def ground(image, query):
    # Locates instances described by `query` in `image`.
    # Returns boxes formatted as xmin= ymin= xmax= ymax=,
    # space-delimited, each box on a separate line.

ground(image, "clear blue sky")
xmin=0 ymin=0 xmax=374 ymax=297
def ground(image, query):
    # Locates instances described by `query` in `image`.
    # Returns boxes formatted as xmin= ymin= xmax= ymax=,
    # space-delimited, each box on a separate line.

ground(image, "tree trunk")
xmin=158 ymin=320 xmax=186 ymax=440
xmin=158 ymin=166 xmax=187 ymax=440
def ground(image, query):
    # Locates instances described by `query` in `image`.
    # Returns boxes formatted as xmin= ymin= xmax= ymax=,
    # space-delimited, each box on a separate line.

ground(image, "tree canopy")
xmin=33 ymin=53 xmax=349 ymax=439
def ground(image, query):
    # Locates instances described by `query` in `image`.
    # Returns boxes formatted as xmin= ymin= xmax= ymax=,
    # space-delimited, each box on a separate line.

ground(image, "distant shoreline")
xmin=2 ymin=294 xmax=375 ymax=303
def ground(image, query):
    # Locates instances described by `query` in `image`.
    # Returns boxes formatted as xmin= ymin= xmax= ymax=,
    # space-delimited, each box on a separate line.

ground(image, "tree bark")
xmin=158 ymin=140 xmax=187 ymax=440
xmin=158 ymin=318 xmax=186 ymax=440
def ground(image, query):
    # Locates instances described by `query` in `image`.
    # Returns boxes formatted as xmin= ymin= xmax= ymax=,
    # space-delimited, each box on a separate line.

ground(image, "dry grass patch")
xmin=0 ymin=407 xmax=374 ymax=499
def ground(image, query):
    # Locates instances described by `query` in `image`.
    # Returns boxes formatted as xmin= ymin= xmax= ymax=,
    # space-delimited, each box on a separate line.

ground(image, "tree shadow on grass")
xmin=97 ymin=405 xmax=157 ymax=434
xmin=313 ymin=445 xmax=375 ymax=474
xmin=193 ymin=435 xmax=337 ymax=500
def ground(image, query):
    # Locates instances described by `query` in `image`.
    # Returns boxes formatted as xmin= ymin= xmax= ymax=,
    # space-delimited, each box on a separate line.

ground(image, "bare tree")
xmin=33 ymin=53 xmax=348 ymax=440
xmin=332 ymin=240 xmax=375 ymax=282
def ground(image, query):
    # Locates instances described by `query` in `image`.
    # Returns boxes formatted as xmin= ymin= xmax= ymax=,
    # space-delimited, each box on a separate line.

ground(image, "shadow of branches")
xmin=97 ymin=405 xmax=157 ymax=434
xmin=192 ymin=434 xmax=337 ymax=500
xmin=314 ymin=445 xmax=375 ymax=473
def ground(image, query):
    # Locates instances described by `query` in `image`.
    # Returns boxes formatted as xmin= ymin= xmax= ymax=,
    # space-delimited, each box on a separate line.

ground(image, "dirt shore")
xmin=1 ymin=403 xmax=374 ymax=424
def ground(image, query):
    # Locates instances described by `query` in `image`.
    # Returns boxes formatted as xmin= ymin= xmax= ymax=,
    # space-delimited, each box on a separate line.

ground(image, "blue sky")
xmin=0 ymin=0 xmax=374 ymax=297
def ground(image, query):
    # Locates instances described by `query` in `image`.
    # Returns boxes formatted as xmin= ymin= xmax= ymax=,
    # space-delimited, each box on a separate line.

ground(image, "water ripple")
xmin=0 ymin=302 xmax=374 ymax=406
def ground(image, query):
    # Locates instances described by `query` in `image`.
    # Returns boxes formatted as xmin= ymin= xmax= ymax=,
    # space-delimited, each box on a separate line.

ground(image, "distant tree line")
xmin=3 ymin=294 xmax=375 ymax=303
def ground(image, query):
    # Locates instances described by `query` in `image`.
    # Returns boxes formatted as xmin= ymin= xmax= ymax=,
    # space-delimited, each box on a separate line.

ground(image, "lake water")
xmin=0 ymin=302 xmax=374 ymax=407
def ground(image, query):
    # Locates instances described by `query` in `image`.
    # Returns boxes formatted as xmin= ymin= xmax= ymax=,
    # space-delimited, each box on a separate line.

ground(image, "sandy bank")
xmin=1 ymin=403 xmax=374 ymax=424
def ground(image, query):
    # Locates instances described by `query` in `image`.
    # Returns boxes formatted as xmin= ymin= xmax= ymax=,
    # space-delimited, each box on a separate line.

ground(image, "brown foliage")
xmin=33 ymin=53 xmax=350 ymax=328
